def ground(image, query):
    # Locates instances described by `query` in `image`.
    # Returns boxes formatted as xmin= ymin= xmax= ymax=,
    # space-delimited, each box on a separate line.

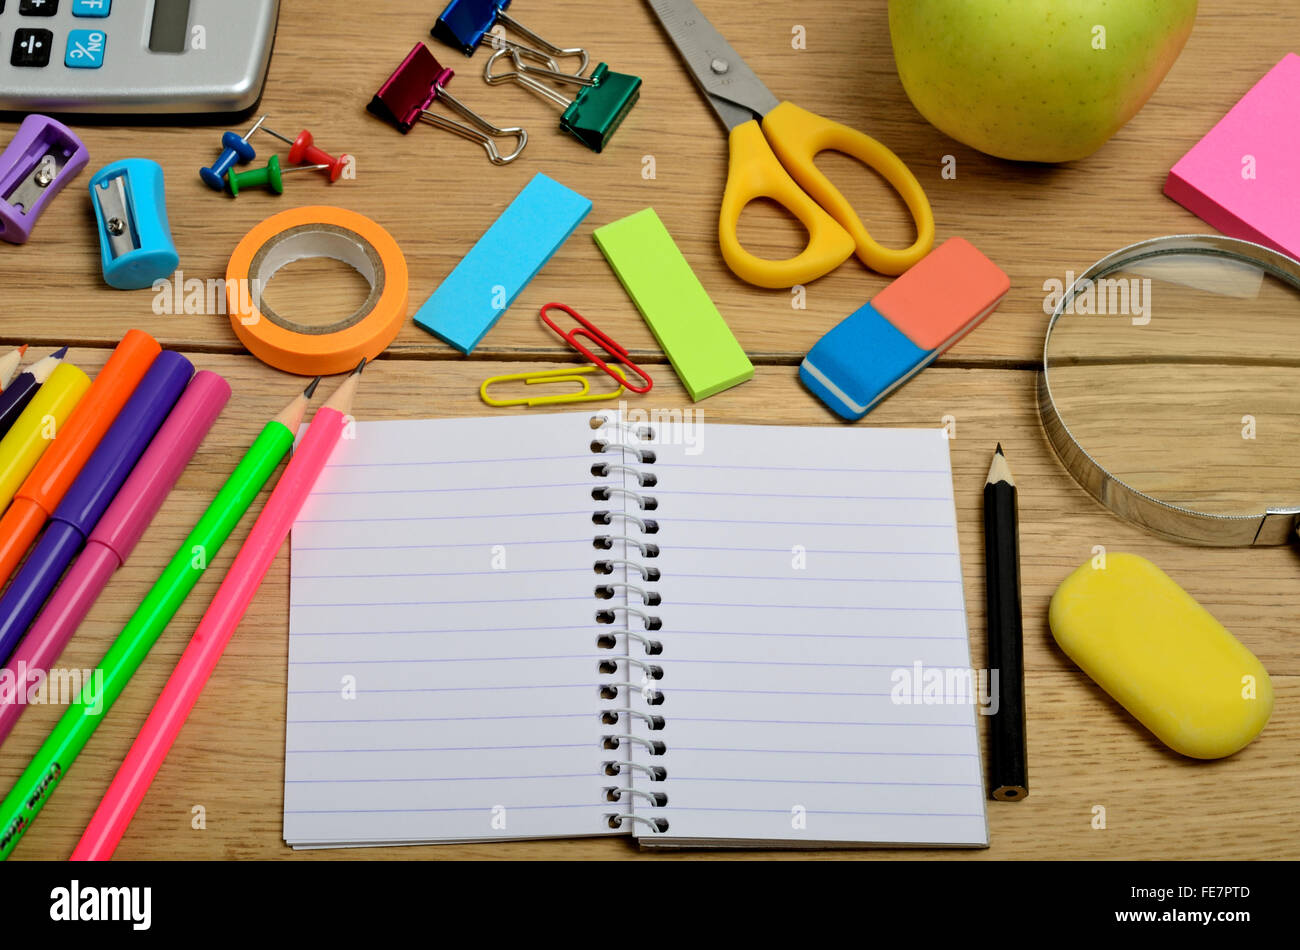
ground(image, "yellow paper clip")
xmin=480 ymin=365 xmax=627 ymax=408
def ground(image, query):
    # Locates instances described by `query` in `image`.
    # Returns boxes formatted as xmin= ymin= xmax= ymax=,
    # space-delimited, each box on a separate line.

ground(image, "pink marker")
xmin=0 ymin=371 xmax=230 ymax=748
xmin=73 ymin=363 xmax=361 ymax=860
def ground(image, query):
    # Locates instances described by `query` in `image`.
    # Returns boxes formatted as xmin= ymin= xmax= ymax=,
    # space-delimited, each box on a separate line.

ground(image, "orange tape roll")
xmin=227 ymin=206 xmax=409 ymax=376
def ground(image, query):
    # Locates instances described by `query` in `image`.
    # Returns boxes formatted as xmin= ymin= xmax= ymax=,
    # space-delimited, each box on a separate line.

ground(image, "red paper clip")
xmin=540 ymin=302 xmax=653 ymax=394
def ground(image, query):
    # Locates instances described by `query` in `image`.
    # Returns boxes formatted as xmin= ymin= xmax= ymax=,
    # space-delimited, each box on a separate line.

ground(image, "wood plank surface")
xmin=0 ymin=354 xmax=1295 ymax=861
xmin=3 ymin=0 xmax=1298 ymax=365
xmin=1 ymin=0 xmax=1296 ymax=860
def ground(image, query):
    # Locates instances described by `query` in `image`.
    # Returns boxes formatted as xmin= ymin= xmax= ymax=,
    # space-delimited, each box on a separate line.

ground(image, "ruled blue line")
xmin=286 ymin=743 xmax=594 ymax=754
xmin=287 ymin=655 xmax=939 ymax=670
xmin=293 ymin=539 xmax=589 ymax=553
xmin=325 ymin=454 xmax=593 ymax=469
xmin=285 ymin=804 xmax=609 ymax=814
xmin=667 ymin=601 xmax=964 ymax=612
xmin=296 ymin=511 xmax=590 ymax=525
xmin=287 ymin=714 xmax=593 ymax=724
xmin=665 ymin=777 xmax=981 ymax=788
xmin=654 ymin=806 xmax=983 ymax=817
xmin=294 ymin=568 xmax=581 ymax=581
xmin=652 ymin=462 xmax=949 ymax=475
xmin=312 ymin=482 xmax=591 ymax=497
xmin=668 ymin=747 xmax=978 ymax=757
xmin=286 ymin=774 xmax=592 ymax=784
xmin=639 ymin=630 xmax=965 ymax=642
xmin=291 ymin=595 xmax=588 ymax=609
xmin=287 ymin=684 xmax=597 ymax=695
xmin=289 ymin=624 xmax=594 ymax=638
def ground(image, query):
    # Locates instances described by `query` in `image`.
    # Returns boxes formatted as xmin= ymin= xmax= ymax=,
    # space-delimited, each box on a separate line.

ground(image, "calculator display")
xmin=148 ymin=0 xmax=191 ymax=54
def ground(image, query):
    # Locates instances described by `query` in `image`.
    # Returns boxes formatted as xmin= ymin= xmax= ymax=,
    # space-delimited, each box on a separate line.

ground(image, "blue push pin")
xmin=200 ymin=114 xmax=271 ymax=191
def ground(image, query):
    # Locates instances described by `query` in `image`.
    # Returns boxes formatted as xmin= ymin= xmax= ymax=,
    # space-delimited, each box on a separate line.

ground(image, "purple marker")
xmin=0 ymin=115 xmax=90 ymax=245
xmin=0 ymin=350 xmax=193 ymax=665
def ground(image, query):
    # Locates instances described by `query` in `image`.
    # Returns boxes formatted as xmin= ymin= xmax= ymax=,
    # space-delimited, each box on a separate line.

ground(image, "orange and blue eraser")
xmin=800 ymin=238 xmax=1009 ymax=420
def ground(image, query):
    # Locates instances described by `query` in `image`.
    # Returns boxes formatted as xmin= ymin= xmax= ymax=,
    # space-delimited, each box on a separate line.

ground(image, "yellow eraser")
xmin=1049 ymin=553 xmax=1272 ymax=759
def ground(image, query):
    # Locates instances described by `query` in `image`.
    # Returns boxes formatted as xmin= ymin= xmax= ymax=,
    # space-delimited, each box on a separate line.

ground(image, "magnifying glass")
xmin=1039 ymin=234 xmax=1300 ymax=546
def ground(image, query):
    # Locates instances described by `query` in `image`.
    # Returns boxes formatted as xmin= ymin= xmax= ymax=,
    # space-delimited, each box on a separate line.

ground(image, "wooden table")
xmin=2 ymin=0 xmax=1295 ymax=861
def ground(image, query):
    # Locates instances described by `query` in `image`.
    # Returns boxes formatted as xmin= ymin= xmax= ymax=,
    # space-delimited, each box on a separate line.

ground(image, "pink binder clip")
xmin=0 ymin=115 xmax=89 ymax=245
xmin=366 ymin=42 xmax=527 ymax=165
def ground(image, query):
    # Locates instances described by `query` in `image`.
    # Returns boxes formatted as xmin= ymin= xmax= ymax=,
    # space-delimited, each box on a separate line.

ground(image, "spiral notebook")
xmin=284 ymin=410 xmax=988 ymax=849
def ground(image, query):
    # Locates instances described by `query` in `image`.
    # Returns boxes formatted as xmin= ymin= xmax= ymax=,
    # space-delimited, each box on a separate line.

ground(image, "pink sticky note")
xmin=1164 ymin=53 xmax=1300 ymax=261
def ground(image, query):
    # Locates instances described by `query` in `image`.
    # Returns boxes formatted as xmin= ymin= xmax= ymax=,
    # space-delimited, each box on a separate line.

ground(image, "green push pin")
xmin=227 ymin=155 xmax=330 ymax=197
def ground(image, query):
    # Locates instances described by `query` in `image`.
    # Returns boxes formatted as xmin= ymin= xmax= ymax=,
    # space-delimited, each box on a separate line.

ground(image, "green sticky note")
xmin=594 ymin=208 xmax=753 ymax=401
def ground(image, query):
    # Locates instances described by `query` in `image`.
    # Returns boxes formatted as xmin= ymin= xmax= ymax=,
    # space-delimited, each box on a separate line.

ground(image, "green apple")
xmin=888 ymin=0 xmax=1198 ymax=162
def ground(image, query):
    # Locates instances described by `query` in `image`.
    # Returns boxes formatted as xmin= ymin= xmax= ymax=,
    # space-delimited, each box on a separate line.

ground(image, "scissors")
xmin=646 ymin=0 xmax=935 ymax=288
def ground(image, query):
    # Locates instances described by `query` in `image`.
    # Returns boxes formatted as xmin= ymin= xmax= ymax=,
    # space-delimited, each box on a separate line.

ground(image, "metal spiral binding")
xmin=592 ymin=414 xmax=668 ymax=835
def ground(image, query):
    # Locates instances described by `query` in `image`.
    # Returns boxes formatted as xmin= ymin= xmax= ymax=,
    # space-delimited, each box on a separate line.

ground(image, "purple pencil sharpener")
xmin=0 ymin=115 xmax=90 ymax=245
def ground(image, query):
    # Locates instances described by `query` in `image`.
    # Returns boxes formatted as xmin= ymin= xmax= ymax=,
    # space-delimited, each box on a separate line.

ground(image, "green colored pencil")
xmin=0 ymin=379 xmax=317 ymax=860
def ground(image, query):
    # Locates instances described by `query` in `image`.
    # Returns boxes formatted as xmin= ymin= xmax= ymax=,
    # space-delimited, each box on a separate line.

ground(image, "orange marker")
xmin=0 ymin=330 xmax=161 ymax=587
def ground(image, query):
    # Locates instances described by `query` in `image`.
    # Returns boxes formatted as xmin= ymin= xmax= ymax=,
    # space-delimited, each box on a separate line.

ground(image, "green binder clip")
xmin=485 ymin=48 xmax=641 ymax=153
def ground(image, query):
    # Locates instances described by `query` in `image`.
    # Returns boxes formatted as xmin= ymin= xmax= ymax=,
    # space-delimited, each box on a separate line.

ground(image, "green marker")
xmin=0 ymin=378 xmax=318 ymax=860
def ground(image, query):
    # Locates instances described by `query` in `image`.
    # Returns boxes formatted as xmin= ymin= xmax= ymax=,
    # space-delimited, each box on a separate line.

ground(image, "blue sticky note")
xmin=414 ymin=173 xmax=592 ymax=353
xmin=799 ymin=302 xmax=932 ymax=420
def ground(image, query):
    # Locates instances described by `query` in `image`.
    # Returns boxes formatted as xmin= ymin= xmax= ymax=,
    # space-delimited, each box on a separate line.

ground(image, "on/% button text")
xmin=66 ymin=30 xmax=106 ymax=69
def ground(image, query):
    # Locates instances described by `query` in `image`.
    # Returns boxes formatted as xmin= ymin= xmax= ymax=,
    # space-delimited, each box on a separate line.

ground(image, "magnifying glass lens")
xmin=1045 ymin=249 xmax=1300 ymax=520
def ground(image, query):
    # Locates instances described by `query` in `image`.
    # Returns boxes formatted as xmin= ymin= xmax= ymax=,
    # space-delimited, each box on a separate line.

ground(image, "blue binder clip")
xmin=88 ymin=159 xmax=179 ymax=291
xmin=433 ymin=0 xmax=509 ymax=55
xmin=432 ymin=0 xmax=588 ymax=74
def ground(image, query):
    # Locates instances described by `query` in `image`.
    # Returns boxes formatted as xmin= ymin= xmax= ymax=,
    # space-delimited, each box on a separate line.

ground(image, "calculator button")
xmin=19 ymin=0 xmax=58 ymax=15
xmin=64 ymin=28 xmax=103 ymax=68
xmin=72 ymin=0 xmax=109 ymax=16
xmin=11 ymin=29 xmax=52 ymax=67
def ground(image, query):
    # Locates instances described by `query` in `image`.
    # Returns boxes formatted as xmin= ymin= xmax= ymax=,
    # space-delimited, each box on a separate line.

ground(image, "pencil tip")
xmin=18 ymin=344 xmax=28 ymax=355
xmin=303 ymin=376 xmax=322 ymax=399
xmin=352 ymin=357 xmax=367 ymax=377
xmin=52 ymin=346 xmax=68 ymax=359
xmin=995 ymin=443 xmax=1004 ymax=456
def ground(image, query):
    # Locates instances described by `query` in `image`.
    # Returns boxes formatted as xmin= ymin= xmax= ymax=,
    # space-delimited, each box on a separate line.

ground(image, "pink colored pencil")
xmin=71 ymin=362 xmax=364 ymax=860
xmin=0 ymin=372 xmax=230 ymax=748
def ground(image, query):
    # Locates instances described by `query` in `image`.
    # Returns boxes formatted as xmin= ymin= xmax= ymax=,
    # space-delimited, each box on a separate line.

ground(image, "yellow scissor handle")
xmin=719 ymin=118 xmax=856 ymax=289
xmin=763 ymin=101 xmax=934 ymax=277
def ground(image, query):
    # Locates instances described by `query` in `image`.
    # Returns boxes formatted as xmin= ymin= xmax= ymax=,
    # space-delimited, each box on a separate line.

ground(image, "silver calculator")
xmin=0 ymin=0 xmax=279 ymax=116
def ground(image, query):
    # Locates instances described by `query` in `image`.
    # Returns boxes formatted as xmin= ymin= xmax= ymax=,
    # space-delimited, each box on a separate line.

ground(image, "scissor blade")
xmin=646 ymin=0 xmax=781 ymax=130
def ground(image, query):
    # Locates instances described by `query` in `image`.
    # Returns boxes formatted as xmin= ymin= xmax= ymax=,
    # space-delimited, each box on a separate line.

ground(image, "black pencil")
xmin=985 ymin=443 xmax=1027 ymax=801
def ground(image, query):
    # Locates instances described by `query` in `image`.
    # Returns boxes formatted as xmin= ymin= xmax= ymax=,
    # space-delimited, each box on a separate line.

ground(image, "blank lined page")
xmin=284 ymin=413 xmax=622 ymax=847
xmin=631 ymin=422 xmax=988 ymax=847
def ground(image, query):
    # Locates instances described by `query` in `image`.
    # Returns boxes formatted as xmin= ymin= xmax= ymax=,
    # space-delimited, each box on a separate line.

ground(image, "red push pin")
xmin=263 ymin=126 xmax=349 ymax=182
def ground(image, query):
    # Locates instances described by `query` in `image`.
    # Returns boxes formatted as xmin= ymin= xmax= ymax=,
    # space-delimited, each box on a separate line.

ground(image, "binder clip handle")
xmin=485 ymin=50 xmax=640 ymax=153
xmin=540 ymin=303 xmax=653 ymax=395
xmin=367 ymin=42 xmax=527 ymax=165
xmin=432 ymin=0 xmax=589 ymax=75
xmin=0 ymin=115 xmax=90 ymax=245
xmin=491 ymin=9 xmax=589 ymax=76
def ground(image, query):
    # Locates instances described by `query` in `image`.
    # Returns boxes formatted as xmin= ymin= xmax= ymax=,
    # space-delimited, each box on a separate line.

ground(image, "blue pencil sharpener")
xmin=89 ymin=159 xmax=179 ymax=291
